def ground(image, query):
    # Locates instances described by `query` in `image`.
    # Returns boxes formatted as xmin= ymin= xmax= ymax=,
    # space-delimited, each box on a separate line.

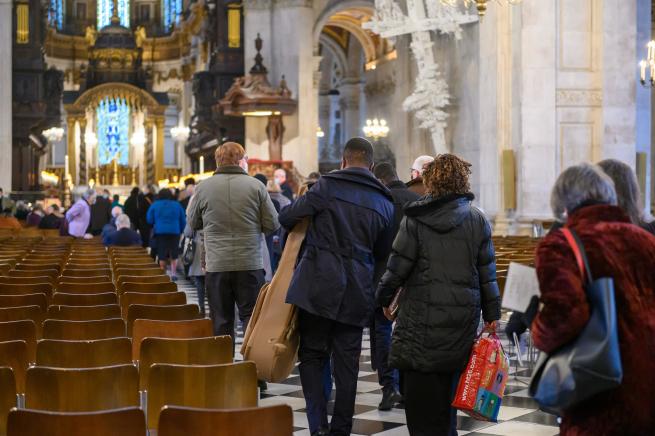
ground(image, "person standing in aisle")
xmin=406 ymin=155 xmax=434 ymax=196
xmin=147 ymin=188 xmax=186 ymax=281
xmin=279 ymin=138 xmax=394 ymax=436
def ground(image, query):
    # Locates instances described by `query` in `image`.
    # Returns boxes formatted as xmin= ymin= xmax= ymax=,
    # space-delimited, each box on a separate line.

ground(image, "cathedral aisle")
xmin=179 ymin=279 xmax=559 ymax=436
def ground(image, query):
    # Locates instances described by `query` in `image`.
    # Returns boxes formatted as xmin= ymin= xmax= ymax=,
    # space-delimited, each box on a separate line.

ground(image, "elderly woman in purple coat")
xmin=65 ymin=188 xmax=96 ymax=238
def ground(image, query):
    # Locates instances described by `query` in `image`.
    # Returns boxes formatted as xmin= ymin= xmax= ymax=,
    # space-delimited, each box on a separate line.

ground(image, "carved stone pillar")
xmin=154 ymin=116 xmax=165 ymax=183
xmin=66 ymin=117 xmax=77 ymax=183
xmin=0 ymin=0 xmax=11 ymax=191
xmin=339 ymin=80 xmax=363 ymax=141
xmin=78 ymin=117 xmax=87 ymax=185
xmin=145 ymin=120 xmax=154 ymax=185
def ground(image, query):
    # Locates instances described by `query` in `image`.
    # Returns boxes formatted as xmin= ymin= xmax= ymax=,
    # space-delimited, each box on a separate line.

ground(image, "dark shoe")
xmin=258 ymin=379 xmax=268 ymax=392
xmin=311 ymin=428 xmax=329 ymax=436
xmin=378 ymin=389 xmax=401 ymax=411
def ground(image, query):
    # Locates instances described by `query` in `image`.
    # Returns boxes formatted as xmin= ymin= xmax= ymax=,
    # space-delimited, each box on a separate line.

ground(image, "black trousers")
xmin=205 ymin=270 xmax=264 ymax=346
xmin=403 ymin=370 xmax=458 ymax=436
xmin=370 ymin=307 xmax=398 ymax=393
xmin=298 ymin=309 xmax=363 ymax=436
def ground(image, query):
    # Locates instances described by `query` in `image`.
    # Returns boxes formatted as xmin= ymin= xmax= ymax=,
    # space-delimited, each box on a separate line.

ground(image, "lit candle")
xmin=64 ymin=155 xmax=69 ymax=180
xmin=199 ymin=156 xmax=205 ymax=174
xmin=640 ymin=61 xmax=647 ymax=82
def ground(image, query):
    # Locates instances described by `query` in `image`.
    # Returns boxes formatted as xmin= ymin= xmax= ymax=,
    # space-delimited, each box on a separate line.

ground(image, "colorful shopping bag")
xmin=452 ymin=333 xmax=510 ymax=422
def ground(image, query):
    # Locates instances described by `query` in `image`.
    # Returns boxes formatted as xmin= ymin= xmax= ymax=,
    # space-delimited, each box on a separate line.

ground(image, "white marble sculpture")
xmin=364 ymin=0 xmax=476 ymax=153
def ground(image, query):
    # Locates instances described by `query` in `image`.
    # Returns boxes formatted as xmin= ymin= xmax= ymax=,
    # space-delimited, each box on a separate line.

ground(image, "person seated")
xmin=104 ymin=214 xmax=142 ymax=247
xmin=39 ymin=205 xmax=63 ymax=229
xmin=0 ymin=208 xmax=22 ymax=230
xmin=14 ymin=201 xmax=29 ymax=221
xmin=25 ymin=203 xmax=45 ymax=227
xmin=101 ymin=206 xmax=123 ymax=242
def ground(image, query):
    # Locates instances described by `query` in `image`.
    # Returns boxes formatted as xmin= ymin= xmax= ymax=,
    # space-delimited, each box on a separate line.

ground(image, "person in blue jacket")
xmin=279 ymin=137 xmax=395 ymax=436
xmin=147 ymin=188 xmax=186 ymax=280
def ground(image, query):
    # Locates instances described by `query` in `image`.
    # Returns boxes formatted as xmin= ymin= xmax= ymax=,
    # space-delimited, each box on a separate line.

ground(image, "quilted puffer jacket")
xmin=377 ymin=193 xmax=501 ymax=372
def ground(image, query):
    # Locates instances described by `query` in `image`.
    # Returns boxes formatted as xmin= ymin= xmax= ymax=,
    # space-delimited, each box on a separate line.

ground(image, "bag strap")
xmin=561 ymin=227 xmax=593 ymax=284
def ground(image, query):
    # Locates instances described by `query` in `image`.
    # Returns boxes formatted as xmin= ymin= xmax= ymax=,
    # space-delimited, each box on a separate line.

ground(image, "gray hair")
xmin=551 ymin=163 xmax=617 ymax=221
xmin=82 ymin=189 xmax=97 ymax=201
xmin=115 ymin=214 xmax=131 ymax=229
xmin=597 ymin=159 xmax=643 ymax=225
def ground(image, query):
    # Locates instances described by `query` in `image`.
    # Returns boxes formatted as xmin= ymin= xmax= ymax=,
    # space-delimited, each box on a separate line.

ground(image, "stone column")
xmin=318 ymin=94 xmax=330 ymax=162
xmin=340 ymin=79 xmax=363 ymax=141
xmin=145 ymin=119 xmax=154 ymax=185
xmin=155 ymin=116 xmax=165 ymax=183
xmin=0 ymin=0 xmax=11 ymax=191
xmin=78 ymin=117 xmax=87 ymax=185
xmin=66 ymin=117 xmax=77 ymax=183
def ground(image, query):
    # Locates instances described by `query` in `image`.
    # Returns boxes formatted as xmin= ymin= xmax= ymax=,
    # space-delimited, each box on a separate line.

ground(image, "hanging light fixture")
xmin=316 ymin=126 xmax=325 ymax=138
xmin=639 ymin=40 xmax=655 ymax=87
xmin=440 ymin=0 xmax=522 ymax=17
xmin=42 ymin=127 xmax=64 ymax=142
xmin=363 ymin=118 xmax=390 ymax=141
xmin=84 ymin=131 xmax=98 ymax=148
xmin=170 ymin=123 xmax=190 ymax=143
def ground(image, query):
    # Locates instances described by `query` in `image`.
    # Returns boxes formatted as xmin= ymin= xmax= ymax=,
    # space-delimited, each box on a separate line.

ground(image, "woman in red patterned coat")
xmin=532 ymin=163 xmax=655 ymax=436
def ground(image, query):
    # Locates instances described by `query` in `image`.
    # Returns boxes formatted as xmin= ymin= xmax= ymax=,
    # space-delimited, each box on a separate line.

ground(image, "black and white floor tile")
xmin=178 ymin=277 xmax=560 ymax=436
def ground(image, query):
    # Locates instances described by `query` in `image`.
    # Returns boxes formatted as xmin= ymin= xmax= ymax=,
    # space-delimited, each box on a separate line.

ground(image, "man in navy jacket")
xmin=279 ymin=137 xmax=394 ymax=436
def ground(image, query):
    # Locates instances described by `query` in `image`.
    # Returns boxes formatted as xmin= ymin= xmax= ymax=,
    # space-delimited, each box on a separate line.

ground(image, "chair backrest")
xmin=52 ymin=292 xmax=118 ymax=306
xmin=0 ymin=276 xmax=54 ymax=285
xmin=0 ymin=306 xmax=44 ymax=338
xmin=64 ymin=264 xmax=111 ymax=271
xmin=120 ymin=292 xmax=187 ymax=317
xmin=25 ymin=364 xmax=139 ymax=412
xmin=47 ymin=304 xmax=122 ymax=321
xmin=115 ymin=268 xmax=164 ymax=277
xmin=126 ymin=304 xmax=200 ymax=335
xmin=0 ymin=367 xmax=16 ymax=435
xmin=0 ymin=340 xmax=29 ymax=393
xmin=61 ymin=269 xmax=112 ymax=278
xmin=15 ymin=263 xmax=61 ymax=272
xmin=0 ymin=283 xmax=52 ymax=299
xmin=42 ymin=318 xmax=126 ymax=340
xmin=147 ymin=362 xmax=258 ymax=431
xmin=36 ymin=338 xmax=132 ymax=368
xmin=7 ymin=407 xmax=146 ymax=436
xmin=120 ymin=282 xmax=178 ymax=294
xmin=0 ymin=293 xmax=48 ymax=311
xmin=138 ymin=336 xmax=232 ymax=389
xmin=0 ymin=320 xmax=37 ymax=362
xmin=131 ymin=318 xmax=213 ymax=360
xmin=157 ymin=405 xmax=294 ymax=436
xmin=55 ymin=282 xmax=116 ymax=294
xmin=7 ymin=269 xmax=59 ymax=280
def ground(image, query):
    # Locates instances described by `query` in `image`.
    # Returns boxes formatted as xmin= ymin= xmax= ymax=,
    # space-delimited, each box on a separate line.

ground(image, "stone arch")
xmin=67 ymin=82 xmax=163 ymax=113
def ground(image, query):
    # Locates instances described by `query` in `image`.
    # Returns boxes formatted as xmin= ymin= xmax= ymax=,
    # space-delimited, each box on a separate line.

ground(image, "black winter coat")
xmin=280 ymin=167 xmax=395 ymax=327
xmin=89 ymin=196 xmax=112 ymax=233
xmin=377 ymin=193 xmax=501 ymax=372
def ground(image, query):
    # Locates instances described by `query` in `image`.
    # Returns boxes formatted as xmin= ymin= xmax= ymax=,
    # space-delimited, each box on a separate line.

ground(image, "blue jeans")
xmin=192 ymin=275 xmax=206 ymax=317
xmin=371 ymin=307 xmax=399 ymax=392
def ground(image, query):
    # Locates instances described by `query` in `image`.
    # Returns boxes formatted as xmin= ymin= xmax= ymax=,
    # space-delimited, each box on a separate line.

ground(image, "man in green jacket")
xmin=187 ymin=142 xmax=279 ymax=345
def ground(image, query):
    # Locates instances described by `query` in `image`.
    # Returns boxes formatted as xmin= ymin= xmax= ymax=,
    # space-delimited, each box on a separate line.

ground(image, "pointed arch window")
xmin=97 ymin=0 xmax=130 ymax=28
xmin=96 ymin=97 xmax=131 ymax=165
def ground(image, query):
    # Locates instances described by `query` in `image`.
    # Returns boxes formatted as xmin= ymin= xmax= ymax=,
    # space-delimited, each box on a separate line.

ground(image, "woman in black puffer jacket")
xmin=377 ymin=154 xmax=501 ymax=436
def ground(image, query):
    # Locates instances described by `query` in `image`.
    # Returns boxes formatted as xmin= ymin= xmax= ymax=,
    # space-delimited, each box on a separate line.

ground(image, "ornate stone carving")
xmin=556 ymin=89 xmax=603 ymax=107
xmin=364 ymin=75 xmax=397 ymax=97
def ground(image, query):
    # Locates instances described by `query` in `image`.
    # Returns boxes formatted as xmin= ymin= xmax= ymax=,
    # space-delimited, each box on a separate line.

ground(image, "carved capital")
xmin=556 ymin=89 xmax=603 ymax=107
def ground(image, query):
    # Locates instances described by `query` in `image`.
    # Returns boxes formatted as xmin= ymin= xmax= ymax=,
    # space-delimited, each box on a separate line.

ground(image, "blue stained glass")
xmin=162 ymin=0 xmax=182 ymax=31
xmin=96 ymin=97 xmax=130 ymax=166
xmin=97 ymin=0 xmax=130 ymax=29
xmin=50 ymin=0 xmax=63 ymax=29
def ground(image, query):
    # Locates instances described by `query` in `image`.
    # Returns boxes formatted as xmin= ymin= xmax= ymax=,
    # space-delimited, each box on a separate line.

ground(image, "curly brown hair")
xmin=423 ymin=154 xmax=472 ymax=197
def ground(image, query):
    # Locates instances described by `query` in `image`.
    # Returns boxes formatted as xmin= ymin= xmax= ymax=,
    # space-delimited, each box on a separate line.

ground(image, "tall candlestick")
xmin=640 ymin=61 xmax=647 ymax=82
xmin=64 ymin=155 xmax=69 ymax=180
xmin=199 ymin=156 xmax=205 ymax=174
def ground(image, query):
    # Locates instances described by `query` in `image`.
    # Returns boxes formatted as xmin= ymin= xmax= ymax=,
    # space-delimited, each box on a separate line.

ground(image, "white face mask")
xmin=274 ymin=176 xmax=283 ymax=185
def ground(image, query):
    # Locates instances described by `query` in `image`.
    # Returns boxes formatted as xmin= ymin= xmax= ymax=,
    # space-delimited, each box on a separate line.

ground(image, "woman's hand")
xmin=483 ymin=321 xmax=497 ymax=333
xmin=383 ymin=307 xmax=395 ymax=321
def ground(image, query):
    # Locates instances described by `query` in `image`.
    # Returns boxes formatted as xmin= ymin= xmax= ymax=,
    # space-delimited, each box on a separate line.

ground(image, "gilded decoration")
xmin=65 ymin=82 xmax=165 ymax=113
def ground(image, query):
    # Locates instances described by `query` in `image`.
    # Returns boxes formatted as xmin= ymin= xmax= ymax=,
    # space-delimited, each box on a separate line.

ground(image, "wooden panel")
xmin=132 ymin=319 xmax=213 ymax=360
xmin=0 ymin=320 xmax=37 ymax=363
xmin=0 ymin=306 xmax=44 ymax=338
xmin=126 ymin=304 xmax=200 ymax=335
xmin=52 ymin=292 xmax=118 ymax=306
xmin=42 ymin=318 xmax=126 ymax=340
xmin=0 ymin=367 xmax=16 ymax=435
xmin=0 ymin=294 xmax=48 ymax=312
xmin=55 ymin=282 xmax=116 ymax=294
xmin=47 ymin=304 xmax=121 ymax=321
xmin=7 ymin=408 xmax=146 ymax=436
xmin=0 ymin=340 xmax=29 ymax=393
xmin=36 ymin=338 xmax=132 ymax=368
xmin=120 ymin=292 xmax=187 ymax=318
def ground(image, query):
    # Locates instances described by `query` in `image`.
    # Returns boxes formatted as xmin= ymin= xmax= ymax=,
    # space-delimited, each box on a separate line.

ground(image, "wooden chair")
xmin=147 ymin=362 xmax=258 ymax=431
xmin=58 ymin=275 xmax=112 ymax=285
xmin=47 ymin=304 xmax=122 ymax=321
xmin=120 ymin=282 xmax=177 ymax=294
xmin=0 ymin=294 xmax=48 ymax=311
xmin=0 ymin=340 xmax=29 ymax=393
xmin=0 ymin=367 xmax=16 ymax=436
xmin=55 ymin=282 xmax=116 ymax=294
xmin=7 ymin=269 xmax=59 ymax=280
xmin=63 ymin=265 xmax=111 ymax=273
xmin=0 ymin=275 xmax=54 ymax=285
xmin=25 ymin=364 xmax=139 ymax=412
xmin=117 ymin=276 xmax=172 ymax=293
xmin=138 ymin=337 xmax=232 ymax=389
xmin=120 ymin=292 xmax=187 ymax=317
xmin=52 ymin=292 xmax=118 ymax=306
xmin=157 ymin=405 xmax=293 ymax=436
xmin=0 ymin=320 xmax=37 ymax=362
xmin=0 ymin=306 xmax=44 ymax=338
xmin=42 ymin=318 xmax=126 ymax=340
xmin=36 ymin=338 xmax=132 ymax=368
xmin=66 ymin=257 xmax=109 ymax=264
xmin=61 ymin=269 xmax=112 ymax=278
xmin=132 ymin=319 xmax=213 ymax=360
xmin=126 ymin=304 xmax=201 ymax=335
xmin=7 ymin=408 xmax=146 ymax=436
xmin=0 ymin=283 xmax=52 ymax=299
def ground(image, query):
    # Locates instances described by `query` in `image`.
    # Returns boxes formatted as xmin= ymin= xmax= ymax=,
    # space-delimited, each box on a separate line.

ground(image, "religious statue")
xmin=84 ymin=26 xmax=97 ymax=47
xmin=135 ymin=26 xmax=147 ymax=48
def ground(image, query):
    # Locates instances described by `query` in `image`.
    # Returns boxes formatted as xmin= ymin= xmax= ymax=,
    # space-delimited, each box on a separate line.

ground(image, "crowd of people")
xmin=1 ymin=137 xmax=654 ymax=436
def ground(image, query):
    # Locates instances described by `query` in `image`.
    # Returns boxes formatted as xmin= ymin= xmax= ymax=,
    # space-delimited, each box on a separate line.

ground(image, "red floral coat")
xmin=533 ymin=205 xmax=655 ymax=436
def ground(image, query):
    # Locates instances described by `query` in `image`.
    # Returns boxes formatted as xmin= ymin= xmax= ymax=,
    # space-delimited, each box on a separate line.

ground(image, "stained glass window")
xmin=96 ymin=97 xmax=130 ymax=165
xmin=49 ymin=0 xmax=63 ymax=30
xmin=97 ymin=0 xmax=130 ymax=28
xmin=162 ymin=0 xmax=182 ymax=31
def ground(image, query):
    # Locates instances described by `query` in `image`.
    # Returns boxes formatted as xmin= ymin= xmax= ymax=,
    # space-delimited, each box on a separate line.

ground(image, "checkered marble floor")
xmin=178 ymin=277 xmax=560 ymax=436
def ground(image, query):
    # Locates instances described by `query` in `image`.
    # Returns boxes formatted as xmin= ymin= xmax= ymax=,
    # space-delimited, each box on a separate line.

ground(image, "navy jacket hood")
xmin=405 ymin=193 xmax=475 ymax=233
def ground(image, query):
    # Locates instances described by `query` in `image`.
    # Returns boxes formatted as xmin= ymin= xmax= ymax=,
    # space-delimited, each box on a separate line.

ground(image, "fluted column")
xmin=145 ymin=120 xmax=154 ymax=185
xmin=154 ymin=116 xmax=165 ymax=183
xmin=78 ymin=117 xmax=87 ymax=185
xmin=66 ymin=117 xmax=77 ymax=183
xmin=0 ymin=0 xmax=11 ymax=191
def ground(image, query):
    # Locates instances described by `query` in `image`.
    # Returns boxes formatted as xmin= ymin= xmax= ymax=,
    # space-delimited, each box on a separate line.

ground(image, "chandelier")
xmin=316 ymin=126 xmax=325 ymax=138
xmin=363 ymin=118 xmax=390 ymax=141
xmin=42 ymin=127 xmax=64 ymax=142
xmin=440 ymin=0 xmax=523 ymax=17
xmin=639 ymin=41 xmax=655 ymax=87
xmin=170 ymin=124 xmax=190 ymax=143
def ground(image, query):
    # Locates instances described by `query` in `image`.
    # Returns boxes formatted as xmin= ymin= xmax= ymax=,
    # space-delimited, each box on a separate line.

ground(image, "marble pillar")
xmin=0 ymin=0 xmax=11 ymax=191
xmin=340 ymin=79 xmax=363 ymax=141
xmin=155 ymin=116 xmax=165 ymax=183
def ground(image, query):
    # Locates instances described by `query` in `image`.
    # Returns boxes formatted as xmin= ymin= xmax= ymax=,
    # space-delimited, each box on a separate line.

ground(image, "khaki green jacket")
xmin=187 ymin=166 xmax=279 ymax=272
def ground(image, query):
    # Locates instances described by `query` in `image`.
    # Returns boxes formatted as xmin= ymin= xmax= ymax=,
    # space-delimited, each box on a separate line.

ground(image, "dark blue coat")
xmin=279 ymin=167 xmax=394 ymax=327
xmin=104 ymin=228 xmax=142 ymax=247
